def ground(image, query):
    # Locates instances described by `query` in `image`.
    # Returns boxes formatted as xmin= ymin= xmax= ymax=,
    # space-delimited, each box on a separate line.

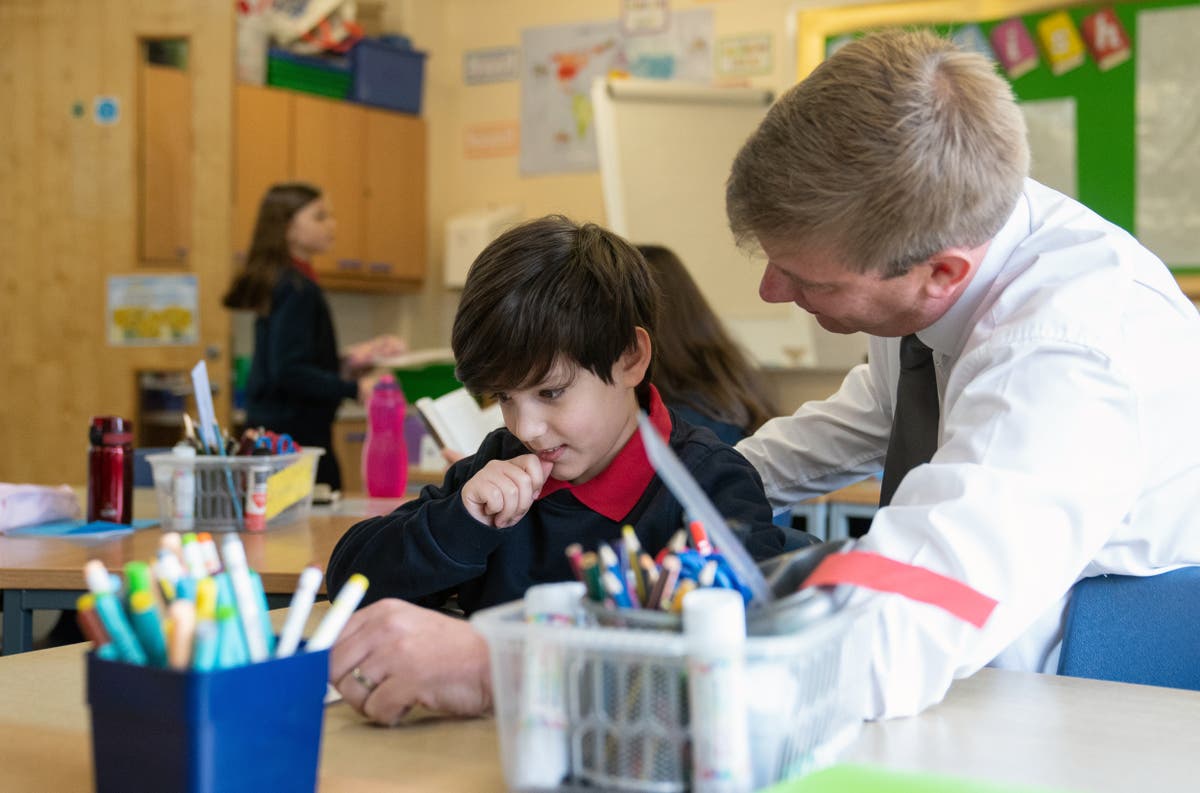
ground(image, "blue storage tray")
xmin=351 ymin=39 xmax=426 ymax=114
xmin=87 ymin=648 xmax=329 ymax=793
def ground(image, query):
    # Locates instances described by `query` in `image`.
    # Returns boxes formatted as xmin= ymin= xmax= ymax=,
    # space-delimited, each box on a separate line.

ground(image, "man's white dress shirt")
xmin=737 ymin=179 xmax=1200 ymax=718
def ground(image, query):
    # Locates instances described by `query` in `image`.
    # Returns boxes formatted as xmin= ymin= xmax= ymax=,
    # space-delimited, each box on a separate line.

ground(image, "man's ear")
xmin=617 ymin=326 xmax=653 ymax=387
xmin=920 ymin=243 xmax=986 ymax=300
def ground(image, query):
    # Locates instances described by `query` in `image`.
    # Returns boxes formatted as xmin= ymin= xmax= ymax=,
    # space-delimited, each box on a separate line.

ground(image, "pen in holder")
xmin=86 ymin=646 xmax=329 ymax=793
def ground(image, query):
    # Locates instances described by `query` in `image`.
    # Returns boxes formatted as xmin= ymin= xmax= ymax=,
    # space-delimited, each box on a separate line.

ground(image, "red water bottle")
xmin=363 ymin=374 xmax=408 ymax=497
xmin=87 ymin=416 xmax=134 ymax=524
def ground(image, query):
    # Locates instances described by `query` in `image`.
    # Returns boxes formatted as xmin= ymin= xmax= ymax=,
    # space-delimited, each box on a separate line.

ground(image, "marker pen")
xmin=216 ymin=604 xmax=249 ymax=669
xmin=124 ymin=559 xmax=161 ymax=614
xmin=306 ymin=573 xmax=369 ymax=652
xmin=602 ymin=570 xmax=633 ymax=609
xmin=154 ymin=549 xmax=184 ymax=602
xmin=579 ymin=552 xmax=604 ymax=602
xmin=84 ymin=560 xmax=147 ymax=665
xmin=219 ymin=534 xmax=269 ymax=663
xmin=129 ymin=590 xmax=168 ymax=667
xmin=249 ymin=569 xmax=277 ymax=656
xmin=167 ymin=598 xmax=196 ymax=670
xmin=192 ymin=578 xmax=219 ymax=672
xmin=275 ymin=565 xmax=323 ymax=658
xmin=75 ymin=593 xmax=119 ymax=662
xmin=191 ymin=619 xmax=219 ymax=672
xmin=181 ymin=533 xmax=208 ymax=581
xmin=160 ymin=531 xmax=184 ymax=564
xmin=689 ymin=520 xmax=713 ymax=557
xmin=195 ymin=532 xmax=223 ymax=575
xmin=648 ymin=555 xmax=681 ymax=611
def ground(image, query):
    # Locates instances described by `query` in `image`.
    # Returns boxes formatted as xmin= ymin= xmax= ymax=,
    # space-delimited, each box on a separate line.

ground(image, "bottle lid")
xmin=375 ymin=373 xmax=400 ymax=390
xmin=89 ymin=416 xmax=133 ymax=447
xmin=172 ymin=442 xmax=197 ymax=458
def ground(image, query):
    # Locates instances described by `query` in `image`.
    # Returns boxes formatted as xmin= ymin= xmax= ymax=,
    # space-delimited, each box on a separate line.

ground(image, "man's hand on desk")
xmin=329 ymin=598 xmax=492 ymax=726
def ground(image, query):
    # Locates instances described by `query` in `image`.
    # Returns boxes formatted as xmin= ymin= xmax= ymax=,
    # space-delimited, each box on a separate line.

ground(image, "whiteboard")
xmin=592 ymin=77 xmax=867 ymax=368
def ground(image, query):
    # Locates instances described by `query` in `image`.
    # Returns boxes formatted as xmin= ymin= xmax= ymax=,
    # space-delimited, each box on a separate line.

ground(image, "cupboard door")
xmin=140 ymin=63 xmax=192 ymax=265
xmin=292 ymin=93 xmax=365 ymax=277
xmin=233 ymin=84 xmax=292 ymax=262
xmin=363 ymin=109 xmax=427 ymax=282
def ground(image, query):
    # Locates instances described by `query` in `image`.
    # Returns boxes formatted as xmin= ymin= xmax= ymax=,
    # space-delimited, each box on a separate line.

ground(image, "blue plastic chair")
xmin=1057 ymin=567 xmax=1200 ymax=691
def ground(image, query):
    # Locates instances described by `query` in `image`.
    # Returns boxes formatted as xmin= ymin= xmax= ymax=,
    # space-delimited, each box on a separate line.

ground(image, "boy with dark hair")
xmin=327 ymin=215 xmax=786 ymax=621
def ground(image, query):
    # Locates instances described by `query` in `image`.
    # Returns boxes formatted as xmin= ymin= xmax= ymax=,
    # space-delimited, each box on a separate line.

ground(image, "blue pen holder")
xmin=86 ymin=648 xmax=329 ymax=793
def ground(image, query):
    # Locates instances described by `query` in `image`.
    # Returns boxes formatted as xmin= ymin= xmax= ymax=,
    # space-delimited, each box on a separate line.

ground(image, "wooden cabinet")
xmin=233 ymin=84 xmax=292 ymax=259
xmin=140 ymin=63 xmax=192 ymax=264
xmin=292 ymin=93 xmax=367 ymax=279
xmin=233 ymin=85 xmax=427 ymax=291
xmin=364 ymin=109 xmax=427 ymax=281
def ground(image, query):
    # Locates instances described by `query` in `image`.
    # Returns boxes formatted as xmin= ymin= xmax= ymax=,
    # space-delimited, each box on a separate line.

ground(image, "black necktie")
xmin=879 ymin=334 xmax=939 ymax=507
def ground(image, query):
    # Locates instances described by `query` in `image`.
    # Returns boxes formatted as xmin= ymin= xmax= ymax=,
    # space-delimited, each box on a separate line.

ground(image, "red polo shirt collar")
xmin=535 ymin=385 xmax=672 ymax=522
xmin=291 ymin=257 xmax=318 ymax=283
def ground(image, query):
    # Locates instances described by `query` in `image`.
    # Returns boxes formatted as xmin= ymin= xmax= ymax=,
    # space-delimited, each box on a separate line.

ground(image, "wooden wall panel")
xmin=0 ymin=0 xmax=233 ymax=485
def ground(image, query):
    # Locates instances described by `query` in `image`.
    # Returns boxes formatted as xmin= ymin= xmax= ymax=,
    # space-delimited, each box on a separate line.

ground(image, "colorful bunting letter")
xmin=1081 ymin=8 xmax=1131 ymax=71
xmin=1037 ymin=11 xmax=1086 ymax=76
xmin=990 ymin=18 xmax=1039 ymax=79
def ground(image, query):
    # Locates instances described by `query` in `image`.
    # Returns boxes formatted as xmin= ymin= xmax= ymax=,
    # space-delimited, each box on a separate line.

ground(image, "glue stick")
xmin=683 ymin=588 xmax=751 ymax=793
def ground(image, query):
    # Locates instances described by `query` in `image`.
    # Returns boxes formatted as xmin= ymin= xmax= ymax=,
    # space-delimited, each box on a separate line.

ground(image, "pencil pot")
xmin=472 ymin=599 xmax=871 ymax=793
xmin=86 ymin=647 xmax=329 ymax=793
xmin=147 ymin=448 xmax=324 ymax=531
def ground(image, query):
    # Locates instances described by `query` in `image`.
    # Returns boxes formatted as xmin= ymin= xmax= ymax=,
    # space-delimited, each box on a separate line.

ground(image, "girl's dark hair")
xmin=223 ymin=182 xmax=321 ymax=313
xmin=452 ymin=216 xmax=658 ymax=401
xmin=637 ymin=245 xmax=778 ymax=434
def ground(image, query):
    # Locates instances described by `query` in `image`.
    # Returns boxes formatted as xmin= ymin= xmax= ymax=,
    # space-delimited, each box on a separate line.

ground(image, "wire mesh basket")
xmin=146 ymin=448 xmax=324 ymax=531
xmin=472 ymin=596 xmax=871 ymax=792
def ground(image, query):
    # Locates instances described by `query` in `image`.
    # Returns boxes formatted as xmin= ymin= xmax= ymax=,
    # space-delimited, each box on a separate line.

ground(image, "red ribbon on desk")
xmin=804 ymin=551 xmax=998 ymax=628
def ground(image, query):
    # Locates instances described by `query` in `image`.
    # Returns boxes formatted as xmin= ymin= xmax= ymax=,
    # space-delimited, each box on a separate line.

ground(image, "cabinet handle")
xmin=344 ymin=431 xmax=367 ymax=443
xmin=368 ymin=261 xmax=392 ymax=274
xmin=337 ymin=259 xmax=363 ymax=271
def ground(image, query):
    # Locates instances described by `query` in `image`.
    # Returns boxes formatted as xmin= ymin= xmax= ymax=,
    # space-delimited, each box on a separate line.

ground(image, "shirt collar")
xmin=291 ymin=257 xmax=319 ymax=283
xmin=918 ymin=182 xmax=1033 ymax=356
xmin=536 ymin=384 xmax=672 ymax=522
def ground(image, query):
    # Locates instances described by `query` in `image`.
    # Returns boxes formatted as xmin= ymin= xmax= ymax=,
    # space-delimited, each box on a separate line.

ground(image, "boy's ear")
xmin=616 ymin=327 xmax=653 ymax=387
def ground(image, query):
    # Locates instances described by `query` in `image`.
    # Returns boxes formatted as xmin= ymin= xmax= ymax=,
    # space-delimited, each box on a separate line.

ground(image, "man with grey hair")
xmin=730 ymin=29 xmax=1200 ymax=718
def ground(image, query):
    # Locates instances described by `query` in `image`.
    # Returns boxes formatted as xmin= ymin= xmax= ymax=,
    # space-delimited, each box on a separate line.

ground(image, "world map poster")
xmin=520 ymin=9 xmax=713 ymax=175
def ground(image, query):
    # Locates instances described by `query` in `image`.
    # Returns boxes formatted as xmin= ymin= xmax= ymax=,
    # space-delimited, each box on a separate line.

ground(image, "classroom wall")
xmin=368 ymin=0 xmax=874 ymax=352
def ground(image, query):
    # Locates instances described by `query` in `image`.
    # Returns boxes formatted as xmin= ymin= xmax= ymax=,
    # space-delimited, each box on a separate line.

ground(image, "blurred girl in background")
xmin=223 ymin=182 xmax=406 ymax=490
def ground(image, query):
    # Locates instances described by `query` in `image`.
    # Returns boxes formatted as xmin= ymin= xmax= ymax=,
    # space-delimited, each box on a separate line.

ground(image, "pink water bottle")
xmin=363 ymin=374 xmax=408 ymax=497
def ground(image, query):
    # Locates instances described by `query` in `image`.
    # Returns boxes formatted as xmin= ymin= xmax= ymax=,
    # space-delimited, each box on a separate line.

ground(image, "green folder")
xmin=762 ymin=765 xmax=1071 ymax=793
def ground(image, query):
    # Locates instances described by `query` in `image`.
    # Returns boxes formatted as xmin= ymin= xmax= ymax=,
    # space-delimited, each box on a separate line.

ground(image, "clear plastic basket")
xmin=146 ymin=448 xmax=324 ymax=531
xmin=471 ymin=596 xmax=871 ymax=793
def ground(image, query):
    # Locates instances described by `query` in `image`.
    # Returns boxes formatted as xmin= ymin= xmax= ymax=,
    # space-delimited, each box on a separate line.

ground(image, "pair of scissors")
xmin=253 ymin=432 xmax=298 ymax=455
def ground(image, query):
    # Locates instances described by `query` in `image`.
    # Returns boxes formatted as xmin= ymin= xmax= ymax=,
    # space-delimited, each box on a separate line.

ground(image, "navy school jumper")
xmin=326 ymin=387 xmax=787 ymax=614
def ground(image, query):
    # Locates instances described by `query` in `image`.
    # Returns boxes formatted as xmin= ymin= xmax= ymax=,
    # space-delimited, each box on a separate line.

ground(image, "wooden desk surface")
xmin=807 ymin=478 xmax=881 ymax=506
xmin=0 ymin=497 xmax=405 ymax=593
xmin=2 ymin=629 xmax=1198 ymax=793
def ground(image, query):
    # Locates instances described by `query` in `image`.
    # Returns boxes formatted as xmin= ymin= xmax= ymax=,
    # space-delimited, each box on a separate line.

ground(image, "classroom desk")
xmin=0 ymin=497 xmax=403 ymax=655
xmin=791 ymin=478 xmax=882 ymax=540
xmin=1 ymin=633 xmax=1197 ymax=792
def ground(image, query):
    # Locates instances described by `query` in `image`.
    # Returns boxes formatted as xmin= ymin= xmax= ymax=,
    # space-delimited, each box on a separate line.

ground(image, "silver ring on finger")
xmin=350 ymin=666 xmax=379 ymax=693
